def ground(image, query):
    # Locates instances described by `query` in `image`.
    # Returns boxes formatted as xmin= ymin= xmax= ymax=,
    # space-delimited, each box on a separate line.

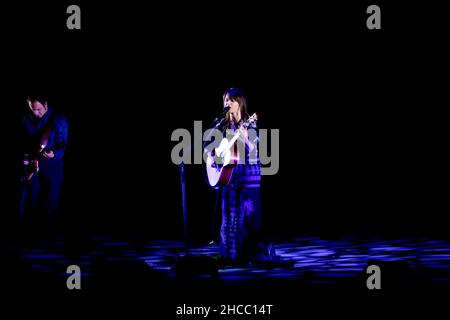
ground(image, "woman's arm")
xmin=238 ymin=127 xmax=257 ymax=153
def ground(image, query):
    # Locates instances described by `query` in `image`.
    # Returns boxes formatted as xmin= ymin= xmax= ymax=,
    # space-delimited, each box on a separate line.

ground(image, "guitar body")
xmin=205 ymin=113 xmax=257 ymax=188
xmin=21 ymin=146 xmax=46 ymax=182
xmin=22 ymin=158 xmax=40 ymax=182
xmin=206 ymin=139 xmax=239 ymax=188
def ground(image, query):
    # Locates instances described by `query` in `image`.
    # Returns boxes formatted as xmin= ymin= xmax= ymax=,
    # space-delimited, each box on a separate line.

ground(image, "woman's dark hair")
xmin=223 ymin=87 xmax=248 ymax=123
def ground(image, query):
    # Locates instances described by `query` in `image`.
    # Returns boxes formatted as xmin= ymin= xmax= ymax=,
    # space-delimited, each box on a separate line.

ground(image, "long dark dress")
xmin=220 ymin=120 xmax=266 ymax=262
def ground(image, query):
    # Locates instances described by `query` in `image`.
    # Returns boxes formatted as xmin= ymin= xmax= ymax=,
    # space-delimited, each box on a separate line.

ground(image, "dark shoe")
xmin=252 ymin=243 xmax=294 ymax=268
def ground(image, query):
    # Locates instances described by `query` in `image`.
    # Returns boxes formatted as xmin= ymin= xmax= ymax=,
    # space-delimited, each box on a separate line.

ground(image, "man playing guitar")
xmin=18 ymin=95 xmax=68 ymax=220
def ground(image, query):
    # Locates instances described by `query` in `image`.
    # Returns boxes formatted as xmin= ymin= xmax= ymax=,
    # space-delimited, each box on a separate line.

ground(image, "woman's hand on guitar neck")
xmin=238 ymin=128 xmax=256 ymax=153
xmin=238 ymin=127 xmax=249 ymax=140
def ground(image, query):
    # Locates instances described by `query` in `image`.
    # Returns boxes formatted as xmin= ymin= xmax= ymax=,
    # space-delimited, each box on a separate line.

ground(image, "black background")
xmin=1 ymin=1 xmax=448 ymax=242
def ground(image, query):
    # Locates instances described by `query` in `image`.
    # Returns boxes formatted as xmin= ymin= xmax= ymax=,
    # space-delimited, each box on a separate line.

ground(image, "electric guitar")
xmin=20 ymin=121 xmax=54 ymax=183
xmin=206 ymin=113 xmax=257 ymax=188
xmin=21 ymin=145 xmax=57 ymax=182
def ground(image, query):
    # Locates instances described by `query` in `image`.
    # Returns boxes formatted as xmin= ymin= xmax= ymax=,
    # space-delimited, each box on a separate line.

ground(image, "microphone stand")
xmin=179 ymin=160 xmax=189 ymax=252
xmin=175 ymin=113 xmax=226 ymax=275
xmin=179 ymin=115 xmax=223 ymax=253
xmin=203 ymin=117 xmax=225 ymax=152
xmin=203 ymin=116 xmax=226 ymax=245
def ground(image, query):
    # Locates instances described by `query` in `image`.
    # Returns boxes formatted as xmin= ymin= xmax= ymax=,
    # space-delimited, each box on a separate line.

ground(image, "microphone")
xmin=214 ymin=106 xmax=230 ymax=122
xmin=207 ymin=106 xmax=230 ymax=130
xmin=204 ymin=106 xmax=231 ymax=149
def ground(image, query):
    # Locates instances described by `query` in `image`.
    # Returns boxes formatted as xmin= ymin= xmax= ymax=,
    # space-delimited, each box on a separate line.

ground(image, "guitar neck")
xmin=219 ymin=114 xmax=257 ymax=155
xmin=228 ymin=130 xmax=241 ymax=147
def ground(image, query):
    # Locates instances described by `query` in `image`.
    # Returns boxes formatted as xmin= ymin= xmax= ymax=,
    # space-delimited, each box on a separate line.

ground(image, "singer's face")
xmin=29 ymin=101 xmax=48 ymax=119
xmin=224 ymin=94 xmax=240 ymax=115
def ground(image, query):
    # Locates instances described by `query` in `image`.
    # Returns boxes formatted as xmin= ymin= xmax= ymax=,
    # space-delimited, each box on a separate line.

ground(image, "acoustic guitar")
xmin=206 ymin=113 xmax=257 ymax=188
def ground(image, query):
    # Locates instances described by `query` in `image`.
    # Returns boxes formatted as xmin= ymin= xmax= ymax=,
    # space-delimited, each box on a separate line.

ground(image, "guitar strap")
xmin=39 ymin=118 xmax=53 ymax=151
xmin=35 ymin=110 xmax=57 ymax=154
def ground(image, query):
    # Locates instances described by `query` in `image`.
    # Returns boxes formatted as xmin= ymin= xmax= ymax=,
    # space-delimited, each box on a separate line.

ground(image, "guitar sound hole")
xmin=212 ymin=162 xmax=222 ymax=170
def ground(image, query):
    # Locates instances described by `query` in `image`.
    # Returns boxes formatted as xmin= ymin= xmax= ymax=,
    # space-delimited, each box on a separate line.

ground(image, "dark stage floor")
xmin=6 ymin=233 xmax=450 ymax=294
xmin=5 ymin=232 xmax=450 ymax=317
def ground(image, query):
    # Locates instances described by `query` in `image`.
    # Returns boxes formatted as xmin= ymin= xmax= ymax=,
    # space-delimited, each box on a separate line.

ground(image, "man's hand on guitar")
xmin=43 ymin=150 xmax=55 ymax=158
